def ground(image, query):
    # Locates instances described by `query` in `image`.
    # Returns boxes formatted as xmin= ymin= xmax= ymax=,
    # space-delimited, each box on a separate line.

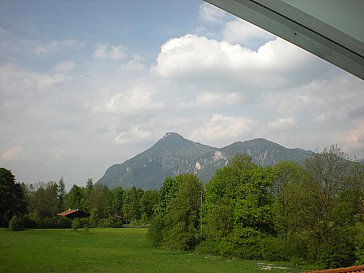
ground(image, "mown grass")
xmin=0 ymin=228 xmax=319 ymax=273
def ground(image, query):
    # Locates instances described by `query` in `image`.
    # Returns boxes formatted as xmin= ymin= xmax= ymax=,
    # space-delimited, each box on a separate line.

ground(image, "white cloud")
xmin=120 ymin=55 xmax=145 ymax=70
xmin=339 ymin=120 xmax=364 ymax=157
xmin=178 ymin=91 xmax=243 ymax=109
xmin=152 ymin=34 xmax=324 ymax=90
xmin=199 ymin=2 xmax=227 ymax=23
xmin=114 ymin=126 xmax=154 ymax=144
xmin=268 ymin=117 xmax=296 ymax=130
xmin=103 ymin=85 xmax=164 ymax=114
xmin=54 ymin=60 xmax=75 ymax=73
xmin=33 ymin=40 xmax=79 ymax=55
xmin=191 ymin=114 xmax=258 ymax=146
xmin=93 ymin=44 xmax=125 ymax=61
xmin=0 ymin=63 xmax=68 ymax=96
xmin=223 ymin=18 xmax=275 ymax=45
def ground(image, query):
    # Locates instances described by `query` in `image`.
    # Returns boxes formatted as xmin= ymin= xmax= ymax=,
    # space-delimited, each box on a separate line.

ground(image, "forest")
xmin=147 ymin=146 xmax=364 ymax=268
xmin=1 ymin=146 xmax=363 ymax=269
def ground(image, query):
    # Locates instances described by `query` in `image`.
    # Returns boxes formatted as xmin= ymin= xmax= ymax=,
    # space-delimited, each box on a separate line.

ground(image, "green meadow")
xmin=0 ymin=228 xmax=318 ymax=273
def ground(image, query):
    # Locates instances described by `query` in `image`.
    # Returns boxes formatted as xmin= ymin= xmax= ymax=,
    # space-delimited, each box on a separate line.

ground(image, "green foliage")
xmin=355 ymin=223 xmax=364 ymax=265
xmin=162 ymin=174 xmax=202 ymax=250
xmin=8 ymin=215 xmax=24 ymax=231
xmin=155 ymin=177 xmax=180 ymax=217
xmin=100 ymin=216 xmax=123 ymax=228
xmin=139 ymin=189 xmax=159 ymax=220
xmin=147 ymin=216 xmax=165 ymax=246
xmin=271 ymin=146 xmax=364 ymax=267
xmin=0 ymin=168 xmax=27 ymax=227
xmin=72 ymin=218 xmax=81 ymax=230
xmin=111 ymin=187 xmax=123 ymax=216
xmin=148 ymin=174 xmax=203 ymax=250
xmin=123 ymin=187 xmax=143 ymax=223
xmin=66 ymin=185 xmax=87 ymax=211
xmin=57 ymin=177 xmax=66 ymax=212
xmin=202 ymin=154 xmax=275 ymax=259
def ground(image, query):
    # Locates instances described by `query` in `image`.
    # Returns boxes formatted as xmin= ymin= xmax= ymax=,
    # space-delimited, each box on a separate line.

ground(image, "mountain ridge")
xmin=96 ymin=132 xmax=313 ymax=189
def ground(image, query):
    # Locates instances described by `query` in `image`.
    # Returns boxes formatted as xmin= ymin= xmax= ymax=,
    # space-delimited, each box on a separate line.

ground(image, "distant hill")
xmin=96 ymin=132 xmax=313 ymax=189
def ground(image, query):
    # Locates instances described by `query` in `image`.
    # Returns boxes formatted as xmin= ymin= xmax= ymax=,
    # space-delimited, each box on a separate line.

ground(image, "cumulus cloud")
xmin=103 ymin=85 xmax=164 ymax=115
xmin=268 ymin=117 xmax=296 ymax=130
xmin=152 ymin=34 xmax=325 ymax=90
xmin=0 ymin=63 xmax=68 ymax=97
xmin=114 ymin=126 xmax=154 ymax=144
xmin=120 ymin=55 xmax=145 ymax=71
xmin=199 ymin=2 xmax=227 ymax=23
xmin=177 ymin=92 xmax=243 ymax=109
xmin=191 ymin=114 xmax=258 ymax=146
xmin=223 ymin=18 xmax=275 ymax=45
xmin=93 ymin=44 xmax=125 ymax=61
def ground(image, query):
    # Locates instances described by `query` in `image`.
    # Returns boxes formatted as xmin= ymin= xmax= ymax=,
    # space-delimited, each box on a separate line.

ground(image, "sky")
xmin=1 ymin=1 xmax=363 ymax=189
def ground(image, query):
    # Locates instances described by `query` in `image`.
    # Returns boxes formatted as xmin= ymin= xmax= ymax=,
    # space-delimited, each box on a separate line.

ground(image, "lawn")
xmin=0 ymin=228 xmax=319 ymax=273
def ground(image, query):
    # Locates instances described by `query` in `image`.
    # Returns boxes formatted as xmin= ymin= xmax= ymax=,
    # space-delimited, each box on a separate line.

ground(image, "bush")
xmin=8 ymin=215 xmax=24 ymax=231
xmin=355 ymin=223 xmax=364 ymax=265
xmin=147 ymin=217 xmax=165 ymax=247
xmin=72 ymin=218 xmax=81 ymax=231
xmin=317 ymin=236 xmax=356 ymax=268
xmin=260 ymin=236 xmax=287 ymax=261
xmin=80 ymin=218 xmax=89 ymax=228
xmin=101 ymin=217 xmax=123 ymax=228
xmin=23 ymin=214 xmax=39 ymax=228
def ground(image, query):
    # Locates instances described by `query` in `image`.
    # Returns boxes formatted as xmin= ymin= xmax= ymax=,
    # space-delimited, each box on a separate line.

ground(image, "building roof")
xmin=304 ymin=265 xmax=364 ymax=273
xmin=57 ymin=209 xmax=81 ymax=217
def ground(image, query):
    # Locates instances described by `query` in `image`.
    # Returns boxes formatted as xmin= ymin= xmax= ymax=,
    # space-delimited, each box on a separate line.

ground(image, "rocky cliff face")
xmin=96 ymin=132 xmax=313 ymax=189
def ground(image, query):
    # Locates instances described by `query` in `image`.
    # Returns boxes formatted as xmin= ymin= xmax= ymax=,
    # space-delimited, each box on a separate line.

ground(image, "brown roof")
xmin=304 ymin=265 xmax=364 ymax=273
xmin=57 ymin=209 xmax=79 ymax=217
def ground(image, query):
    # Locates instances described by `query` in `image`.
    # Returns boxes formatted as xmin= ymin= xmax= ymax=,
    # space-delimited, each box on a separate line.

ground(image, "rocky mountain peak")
xmin=96 ymin=133 xmax=313 ymax=189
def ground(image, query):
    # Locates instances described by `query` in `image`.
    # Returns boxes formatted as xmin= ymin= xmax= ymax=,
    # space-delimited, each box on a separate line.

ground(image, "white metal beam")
xmin=205 ymin=0 xmax=364 ymax=79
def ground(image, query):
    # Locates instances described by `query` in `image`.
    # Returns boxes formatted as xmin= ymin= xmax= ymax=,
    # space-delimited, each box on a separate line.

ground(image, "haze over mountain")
xmin=96 ymin=132 xmax=313 ymax=189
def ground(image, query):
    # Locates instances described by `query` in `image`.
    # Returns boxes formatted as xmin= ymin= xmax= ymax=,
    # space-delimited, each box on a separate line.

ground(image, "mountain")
xmin=96 ymin=132 xmax=313 ymax=189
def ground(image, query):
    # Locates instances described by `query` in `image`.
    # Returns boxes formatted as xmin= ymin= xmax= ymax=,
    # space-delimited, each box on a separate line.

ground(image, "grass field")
xmin=0 ymin=228 xmax=319 ymax=273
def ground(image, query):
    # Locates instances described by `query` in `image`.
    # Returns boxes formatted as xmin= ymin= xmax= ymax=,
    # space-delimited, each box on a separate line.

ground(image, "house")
xmin=57 ymin=209 xmax=90 ymax=220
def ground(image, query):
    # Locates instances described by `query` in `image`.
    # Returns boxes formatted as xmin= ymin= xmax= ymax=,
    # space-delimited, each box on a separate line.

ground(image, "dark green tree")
xmin=155 ymin=176 xmax=181 ymax=218
xmin=0 ymin=168 xmax=27 ymax=227
xmin=272 ymin=147 xmax=364 ymax=267
xmin=66 ymin=185 xmax=86 ymax=211
xmin=33 ymin=182 xmax=59 ymax=219
xmin=123 ymin=187 xmax=143 ymax=223
xmin=139 ymin=189 xmax=159 ymax=220
xmin=111 ymin=187 xmax=124 ymax=217
xmin=57 ymin=177 xmax=66 ymax=212
xmin=162 ymin=174 xmax=203 ymax=250
xmin=201 ymin=154 xmax=274 ymax=258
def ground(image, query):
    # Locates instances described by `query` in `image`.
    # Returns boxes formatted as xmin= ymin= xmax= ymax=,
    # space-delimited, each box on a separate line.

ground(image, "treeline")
xmin=1 ymin=145 xmax=363 ymax=268
xmin=147 ymin=146 xmax=364 ymax=268
xmin=0 ymin=171 xmax=159 ymax=229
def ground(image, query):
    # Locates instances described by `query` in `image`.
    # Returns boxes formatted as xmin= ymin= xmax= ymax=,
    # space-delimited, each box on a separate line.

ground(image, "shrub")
xmin=80 ymin=218 xmax=89 ymax=228
xmin=260 ymin=236 xmax=287 ymax=261
xmin=147 ymin=217 xmax=165 ymax=247
xmin=354 ymin=223 xmax=364 ymax=265
xmin=8 ymin=215 xmax=24 ymax=231
xmin=317 ymin=235 xmax=356 ymax=269
xmin=102 ymin=217 xmax=123 ymax=228
xmin=72 ymin=218 xmax=81 ymax=231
